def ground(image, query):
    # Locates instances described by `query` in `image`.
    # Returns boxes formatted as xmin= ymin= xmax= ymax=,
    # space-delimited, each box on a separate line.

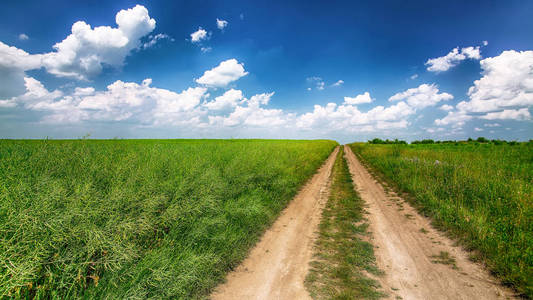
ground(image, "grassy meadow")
xmin=0 ymin=139 xmax=337 ymax=299
xmin=349 ymin=142 xmax=533 ymax=297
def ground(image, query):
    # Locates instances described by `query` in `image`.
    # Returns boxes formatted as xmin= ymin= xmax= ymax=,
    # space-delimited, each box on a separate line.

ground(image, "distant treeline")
xmin=368 ymin=137 xmax=532 ymax=145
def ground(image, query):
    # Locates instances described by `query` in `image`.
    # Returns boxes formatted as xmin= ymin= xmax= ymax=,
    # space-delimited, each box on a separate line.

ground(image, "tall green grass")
xmin=0 ymin=139 xmax=337 ymax=299
xmin=350 ymin=142 xmax=532 ymax=297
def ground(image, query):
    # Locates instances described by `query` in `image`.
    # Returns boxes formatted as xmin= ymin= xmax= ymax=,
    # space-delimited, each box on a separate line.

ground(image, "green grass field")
xmin=0 ymin=139 xmax=337 ymax=299
xmin=349 ymin=142 xmax=533 ymax=297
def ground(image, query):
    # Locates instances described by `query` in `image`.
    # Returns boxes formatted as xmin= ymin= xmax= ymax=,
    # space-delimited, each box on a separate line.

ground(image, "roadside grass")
xmin=349 ymin=142 xmax=532 ymax=297
xmin=430 ymin=251 xmax=458 ymax=270
xmin=305 ymin=147 xmax=384 ymax=299
xmin=0 ymin=139 xmax=337 ymax=299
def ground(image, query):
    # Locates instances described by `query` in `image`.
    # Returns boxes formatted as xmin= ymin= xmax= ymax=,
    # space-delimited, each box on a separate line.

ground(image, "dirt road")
xmin=211 ymin=147 xmax=339 ymax=300
xmin=344 ymin=145 xmax=516 ymax=300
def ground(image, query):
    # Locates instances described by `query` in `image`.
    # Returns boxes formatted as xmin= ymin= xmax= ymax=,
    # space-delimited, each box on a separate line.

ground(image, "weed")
xmin=430 ymin=251 xmax=458 ymax=269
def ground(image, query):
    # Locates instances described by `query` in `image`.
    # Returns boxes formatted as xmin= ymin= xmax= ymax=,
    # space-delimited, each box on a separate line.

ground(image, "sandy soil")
xmin=210 ymin=146 xmax=339 ymax=300
xmin=344 ymin=145 xmax=517 ymax=300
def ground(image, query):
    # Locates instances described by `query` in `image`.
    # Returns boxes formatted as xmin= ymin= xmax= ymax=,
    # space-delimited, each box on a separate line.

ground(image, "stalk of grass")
xmin=305 ymin=147 xmax=384 ymax=299
xmin=349 ymin=142 xmax=533 ymax=298
xmin=0 ymin=139 xmax=337 ymax=299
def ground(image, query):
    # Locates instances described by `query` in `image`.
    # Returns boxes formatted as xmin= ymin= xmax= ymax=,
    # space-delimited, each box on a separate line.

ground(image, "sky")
xmin=0 ymin=0 xmax=532 ymax=143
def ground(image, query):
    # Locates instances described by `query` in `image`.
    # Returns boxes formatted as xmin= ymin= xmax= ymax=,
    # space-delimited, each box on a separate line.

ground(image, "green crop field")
xmin=349 ymin=142 xmax=533 ymax=297
xmin=0 ymin=139 xmax=337 ymax=299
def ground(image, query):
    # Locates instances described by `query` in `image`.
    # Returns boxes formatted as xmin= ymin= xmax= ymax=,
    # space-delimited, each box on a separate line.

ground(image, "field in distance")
xmin=350 ymin=141 xmax=532 ymax=297
xmin=0 ymin=139 xmax=337 ymax=299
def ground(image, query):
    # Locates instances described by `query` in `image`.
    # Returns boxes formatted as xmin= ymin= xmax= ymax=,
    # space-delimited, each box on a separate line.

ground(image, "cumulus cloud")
xmin=216 ymin=18 xmax=228 ymax=30
xmin=457 ymin=50 xmax=533 ymax=115
xmin=209 ymin=92 xmax=289 ymax=127
xmin=204 ymin=89 xmax=243 ymax=111
xmin=196 ymin=59 xmax=248 ymax=87
xmin=0 ymin=77 xmax=64 ymax=112
xmin=41 ymin=5 xmax=156 ymax=79
xmin=344 ymin=92 xmax=373 ymax=105
xmin=425 ymin=45 xmax=482 ymax=72
xmin=439 ymin=104 xmax=453 ymax=111
xmin=0 ymin=42 xmax=43 ymax=97
xmin=2 ymin=71 xmax=423 ymax=137
xmin=479 ymin=108 xmax=531 ymax=120
xmin=1 ymin=76 xmax=210 ymax=125
xmin=18 ymin=34 xmax=29 ymax=41
xmin=433 ymin=50 xmax=533 ymax=128
xmin=0 ymin=4 xmax=156 ymax=88
xmin=389 ymin=83 xmax=453 ymax=109
xmin=434 ymin=110 xmax=472 ymax=127
xmin=296 ymin=101 xmax=414 ymax=133
xmin=190 ymin=28 xmax=208 ymax=43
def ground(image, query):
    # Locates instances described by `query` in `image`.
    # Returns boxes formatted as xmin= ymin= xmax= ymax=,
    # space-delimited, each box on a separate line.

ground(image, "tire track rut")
xmin=211 ymin=146 xmax=339 ymax=300
xmin=344 ymin=145 xmax=516 ymax=300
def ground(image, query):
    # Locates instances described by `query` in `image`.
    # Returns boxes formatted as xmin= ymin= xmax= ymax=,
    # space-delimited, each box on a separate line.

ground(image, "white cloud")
xmin=142 ymin=33 xmax=173 ymax=49
xmin=484 ymin=123 xmax=501 ymax=127
xmin=216 ymin=18 xmax=228 ymax=30
xmin=0 ymin=41 xmax=43 ymax=97
xmin=461 ymin=46 xmax=482 ymax=60
xmin=307 ymin=77 xmax=325 ymax=90
xmin=209 ymin=92 xmax=289 ymax=127
xmin=18 ymin=34 xmax=29 ymax=41
xmin=296 ymin=101 xmax=414 ymax=132
xmin=332 ymin=80 xmax=344 ymax=86
xmin=410 ymin=74 xmax=418 ymax=80
xmin=433 ymin=50 xmax=533 ymax=128
xmin=425 ymin=45 xmax=482 ymax=72
xmin=200 ymin=47 xmax=212 ymax=53
xmin=1 ymin=77 xmax=64 ymax=111
xmin=474 ymin=127 xmax=483 ymax=132
xmin=479 ymin=108 xmax=531 ymax=120
xmin=190 ymin=28 xmax=208 ymax=43
xmin=196 ymin=59 xmax=248 ymax=87
xmin=434 ymin=110 xmax=472 ymax=127
xmin=389 ymin=83 xmax=453 ymax=109
xmin=483 ymin=41 xmax=489 ymax=46
xmin=204 ymin=89 xmax=243 ymax=111
xmin=2 ymin=70 xmax=424 ymax=137
xmin=41 ymin=5 xmax=155 ymax=79
xmin=426 ymin=127 xmax=445 ymax=133
xmin=0 ymin=5 xmax=156 ymax=83
xmin=457 ymin=50 xmax=533 ymax=113
xmin=73 ymin=87 xmax=95 ymax=96
xmin=344 ymin=92 xmax=373 ymax=105
xmin=439 ymin=104 xmax=454 ymax=111
xmin=0 ymin=99 xmax=16 ymax=107
xmin=2 ymin=77 xmax=210 ymax=125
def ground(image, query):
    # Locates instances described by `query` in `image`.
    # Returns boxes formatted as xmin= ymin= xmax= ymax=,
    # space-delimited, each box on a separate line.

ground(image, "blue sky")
xmin=0 ymin=0 xmax=531 ymax=142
